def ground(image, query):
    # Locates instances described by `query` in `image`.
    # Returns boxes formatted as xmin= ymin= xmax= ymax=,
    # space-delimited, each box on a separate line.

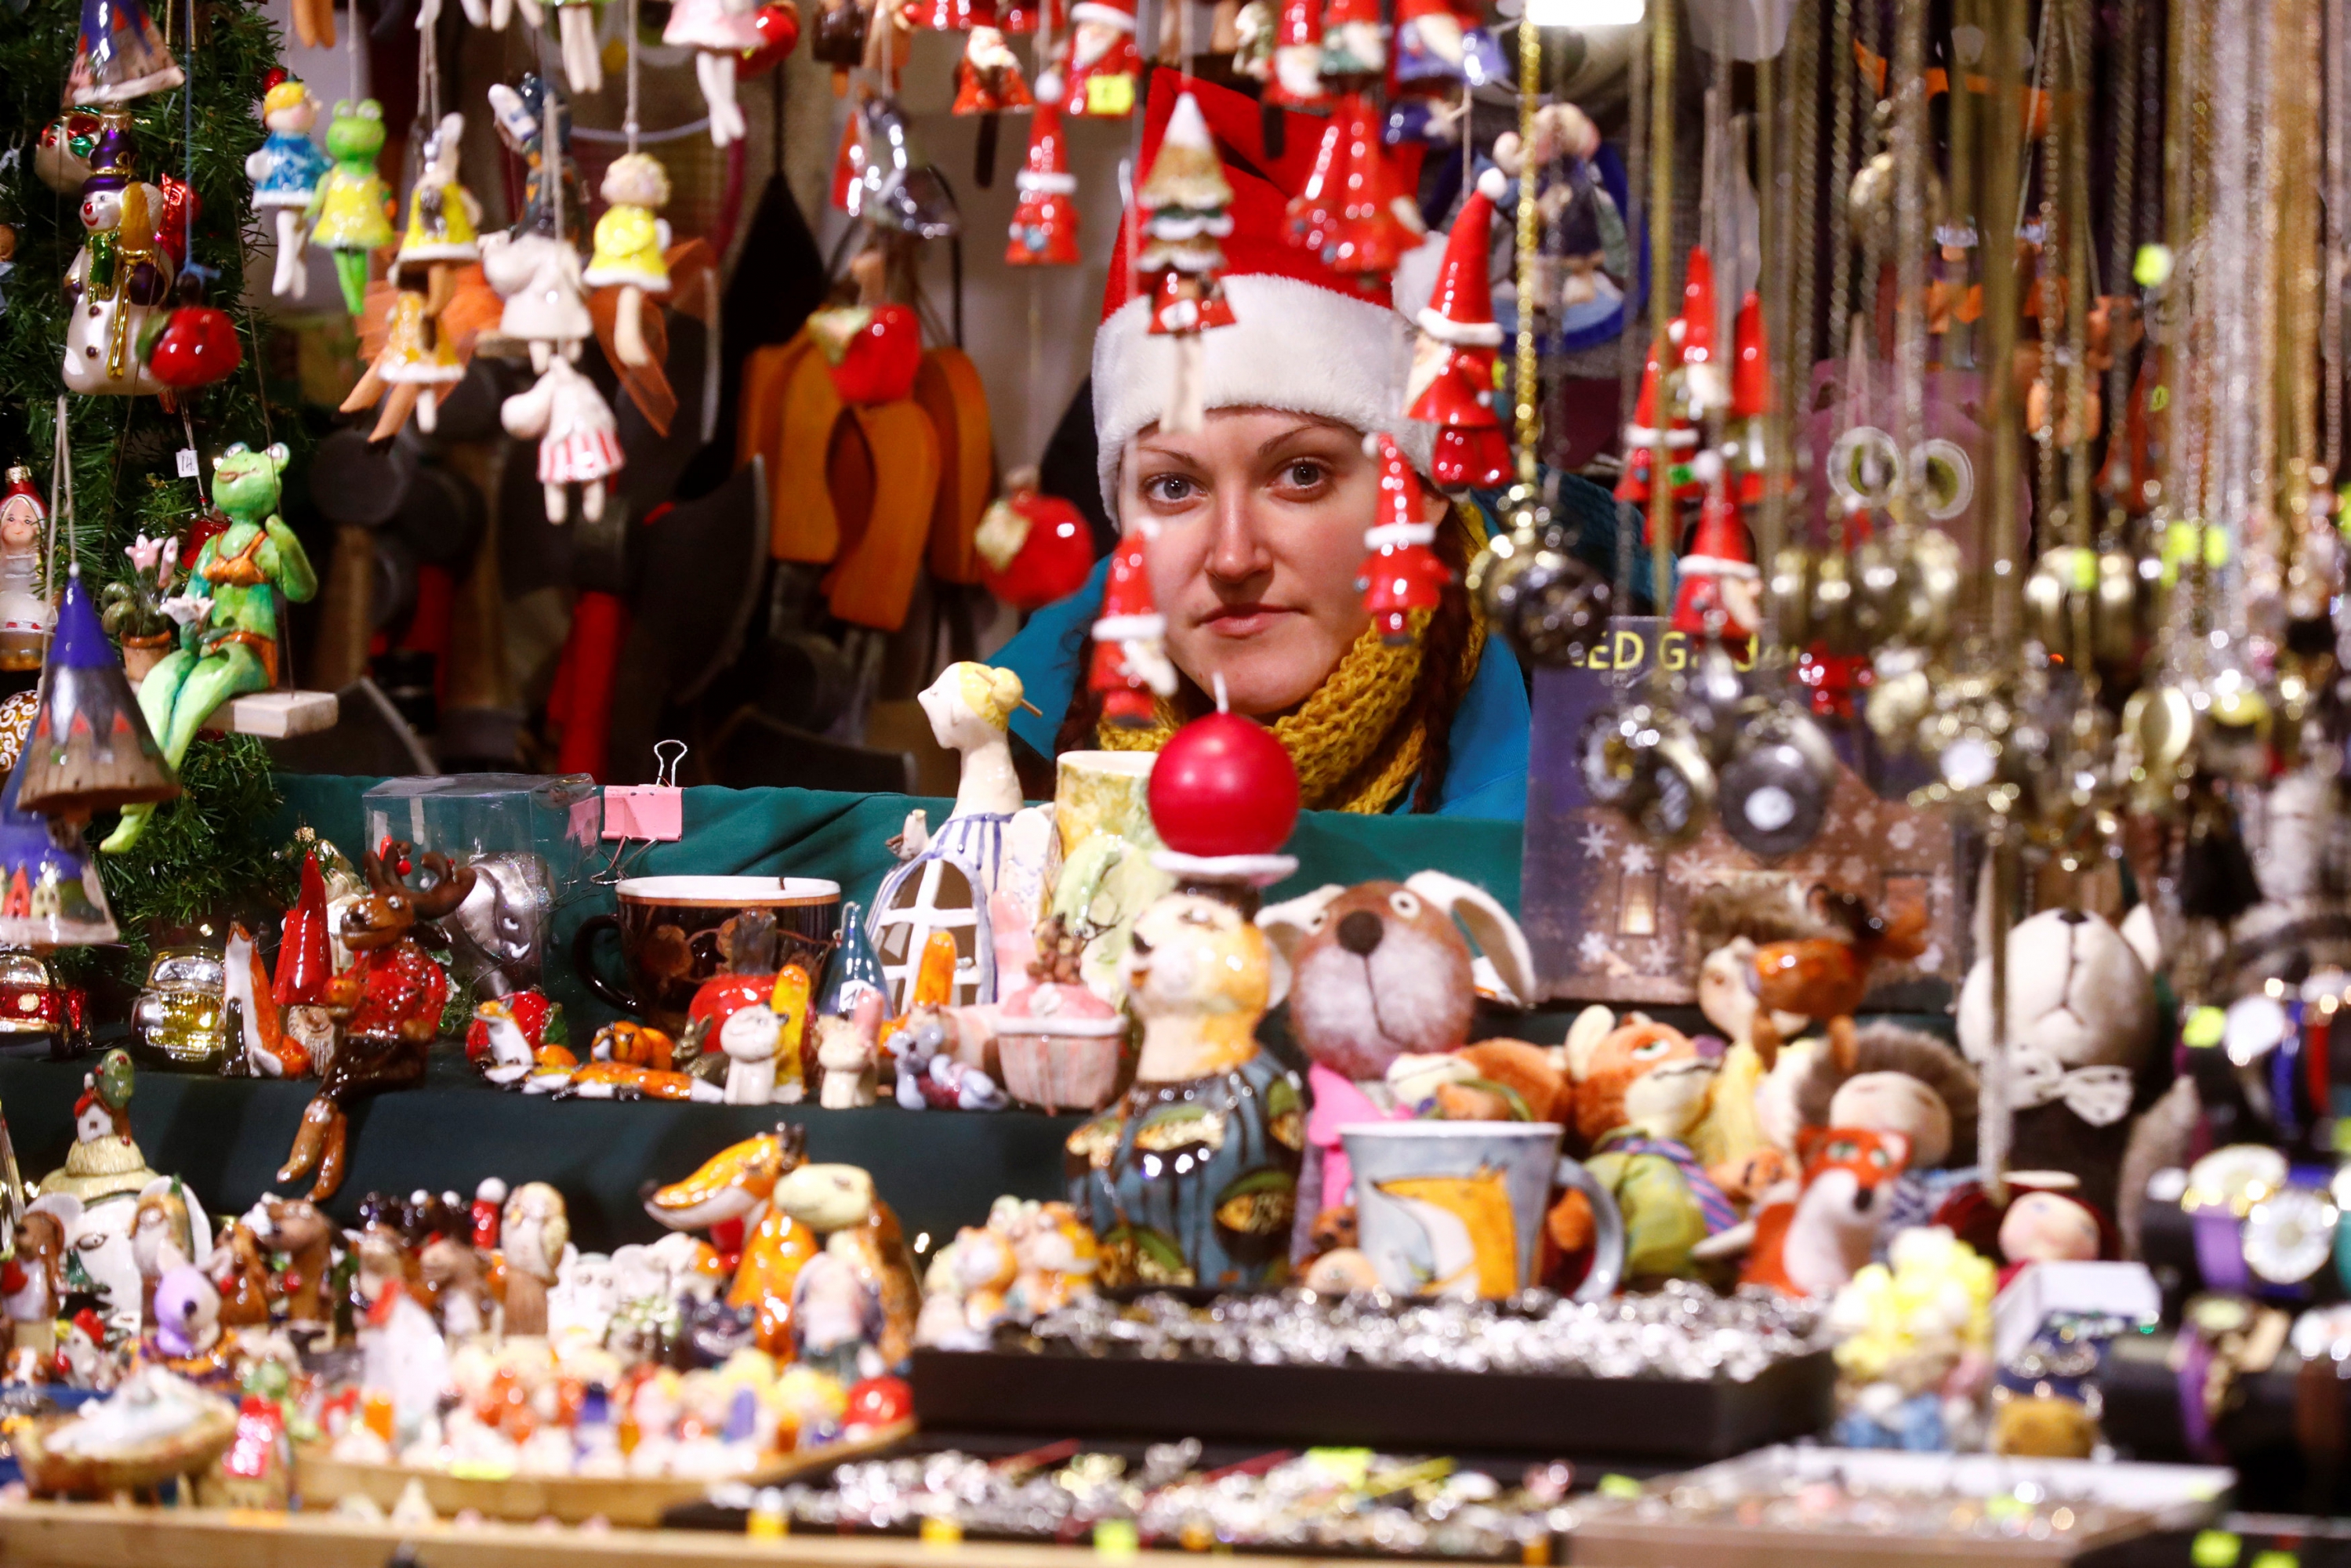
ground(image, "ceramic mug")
xmin=1340 ymin=1121 xmax=1624 ymax=1301
xmin=572 ymin=877 xmax=840 ymax=1032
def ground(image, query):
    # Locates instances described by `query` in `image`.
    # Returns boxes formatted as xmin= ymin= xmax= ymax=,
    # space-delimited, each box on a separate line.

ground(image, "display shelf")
xmin=0 ymin=1056 xmax=1080 ymax=1256
xmin=0 ymin=1501 xmax=1401 ymax=1568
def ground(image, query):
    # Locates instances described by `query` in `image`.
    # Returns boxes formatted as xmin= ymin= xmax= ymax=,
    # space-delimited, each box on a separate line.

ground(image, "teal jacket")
xmin=990 ymin=555 xmax=1531 ymax=820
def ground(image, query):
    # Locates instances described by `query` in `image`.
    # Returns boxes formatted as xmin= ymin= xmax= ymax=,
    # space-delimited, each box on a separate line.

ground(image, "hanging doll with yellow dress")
xmin=343 ymin=113 xmax=479 ymax=439
xmin=582 ymin=152 xmax=670 ymax=368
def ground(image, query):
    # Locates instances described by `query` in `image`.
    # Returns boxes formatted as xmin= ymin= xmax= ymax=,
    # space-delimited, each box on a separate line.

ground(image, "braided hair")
xmin=1051 ymin=502 xmax=1482 ymax=815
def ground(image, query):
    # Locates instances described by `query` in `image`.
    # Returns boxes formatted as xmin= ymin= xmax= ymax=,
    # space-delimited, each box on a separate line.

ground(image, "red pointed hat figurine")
xmin=1406 ymin=166 xmax=1512 ymax=488
xmin=1058 ymin=0 xmax=1141 ymax=118
xmin=1727 ymin=289 xmax=1770 ymax=502
xmin=274 ymin=849 xmax=334 ymax=1008
xmin=1360 ymin=433 xmax=1452 ymax=644
xmin=1671 ymin=477 xmax=1761 ymax=649
xmin=1288 ymin=92 xmax=1423 ymax=281
xmin=1675 ymin=245 xmax=1728 ymax=416
xmin=1007 ymin=92 xmax=1080 ymax=266
xmin=1089 ymin=530 xmax=1177 ymax=728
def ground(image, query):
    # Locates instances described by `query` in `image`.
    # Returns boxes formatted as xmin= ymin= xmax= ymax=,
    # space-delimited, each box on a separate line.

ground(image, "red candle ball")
xmin=845 ymin=1375 xmax=912 ymax=1432
xmin=1148 ymin=711 xmax=1300 ymax=858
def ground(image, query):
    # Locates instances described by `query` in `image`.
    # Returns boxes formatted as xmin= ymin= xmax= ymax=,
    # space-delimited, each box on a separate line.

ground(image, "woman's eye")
xmin=1280 ymin=460 xmax=1328 ymax=490
xmin=1143 ymin=474 xmax=1199 ymax=505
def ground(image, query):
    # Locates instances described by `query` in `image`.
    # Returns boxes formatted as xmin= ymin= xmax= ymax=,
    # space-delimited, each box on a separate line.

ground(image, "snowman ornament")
xmin=62 ymin=148 xmax=169 ymax=396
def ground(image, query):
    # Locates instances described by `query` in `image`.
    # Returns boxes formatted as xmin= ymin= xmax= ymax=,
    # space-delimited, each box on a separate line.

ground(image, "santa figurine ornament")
xmin=1360 ymin=433 xmax=1449 ymax=644
xmin=1089 ymin=531 xmax=1176 ymax=728
xmin=1289 ymin=93 xmax=1422 ymax=281
xmin=1007 ymin=92 xmax=1079 ymax=265
xmin=1137 ymin=92 xmax=1237 ymax=431
xmin=955 ymin=26 xmax=1033 ymax=114
xmin=1725 ymin=289 xmax=1771 ymax=503
xmin=1671 ymin=478 xmax=1760 ymax=652
xmin=1058 ymin=0 xmax=1141 ymax=118
xmin=1406 ymin=166 xmax=1511 ymax=488
xmin=1261 ymin=0 xmax=1326 ymax=108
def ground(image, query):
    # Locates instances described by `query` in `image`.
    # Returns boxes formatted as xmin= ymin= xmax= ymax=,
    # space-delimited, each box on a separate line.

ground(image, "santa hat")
xmin=1417 ymin=168 xmax=1505 ymax=347
xmin=1017 ymin=99 xmax=1076 ymax=197
xmin=68 ymin=1308 xmax=104 ymax=1345
xmin=1093 ymin=532 xmax=1163 ymax=642
xmin=1070 ymin=0 xmax=1133 ymax=30
xmin=1094 ymin=74 xmax=1431 ymax=513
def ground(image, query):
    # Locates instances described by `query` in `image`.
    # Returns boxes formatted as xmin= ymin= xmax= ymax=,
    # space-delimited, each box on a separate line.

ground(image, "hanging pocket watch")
xmin=1866 ymin=645 xmax=1934 ymax=745
xmin=2199 ymin=673 xmax=2273 ymax=784
xmin=1578 ymin=702 xmax=1716 ymax=848
xmin=1718 ymin=705 xmax=1839 ymax=857
xmin=1679 ymin=637 xmax=1754 ymax=765
xmin=1477 ymin=528 xmax=1614 ymax=666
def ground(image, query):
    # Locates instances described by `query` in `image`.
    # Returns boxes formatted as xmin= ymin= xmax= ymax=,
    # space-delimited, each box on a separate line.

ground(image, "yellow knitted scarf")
xmin=1097 ymin=589 xmax=1489 ymax=815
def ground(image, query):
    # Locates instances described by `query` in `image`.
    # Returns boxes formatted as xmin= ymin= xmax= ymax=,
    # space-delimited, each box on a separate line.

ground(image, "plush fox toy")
xmin=1742 ymin=1126 xmax=1910 ymax=1298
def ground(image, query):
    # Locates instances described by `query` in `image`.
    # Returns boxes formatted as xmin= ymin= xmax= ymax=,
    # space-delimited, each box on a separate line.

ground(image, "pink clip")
xmin=603 ymin=786 xmax=683 ymax=842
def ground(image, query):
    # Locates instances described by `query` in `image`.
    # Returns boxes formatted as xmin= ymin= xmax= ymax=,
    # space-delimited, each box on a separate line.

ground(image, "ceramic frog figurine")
xmin=307 ymin=100 xmax=394 ymax=316
xmin=104 ymin=445 xmax=317 ymax=854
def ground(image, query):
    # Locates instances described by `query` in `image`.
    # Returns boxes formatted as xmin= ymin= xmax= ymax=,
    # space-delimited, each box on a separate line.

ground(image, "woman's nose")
xmin=1205 ymin=491 xmax=1272 ymax=585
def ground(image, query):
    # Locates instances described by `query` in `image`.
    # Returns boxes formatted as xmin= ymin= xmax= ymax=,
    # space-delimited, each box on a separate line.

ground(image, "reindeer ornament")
xmin=276 ymin=842 xmax=470 ymax=1200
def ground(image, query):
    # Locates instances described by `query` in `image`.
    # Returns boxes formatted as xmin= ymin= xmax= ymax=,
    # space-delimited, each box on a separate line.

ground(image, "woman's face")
xmin=1123 ymin=408 xmax=1420 ymax=718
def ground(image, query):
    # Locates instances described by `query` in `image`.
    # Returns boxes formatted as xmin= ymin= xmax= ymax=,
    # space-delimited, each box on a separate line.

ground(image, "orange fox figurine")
xmin=1742 ymin=1126 xmax=1910 ymax=1298
xmin=1751 ymin=890 xmax=1930 ymax=1068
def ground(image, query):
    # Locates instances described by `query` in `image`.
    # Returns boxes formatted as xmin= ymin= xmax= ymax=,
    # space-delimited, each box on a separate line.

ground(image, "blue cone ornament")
xmin=13 ymin=568 xmax=179 ymax=820
xmin=67 ymin=0 xmax=185 ymax=107
xmin=0 ymin=764 xmax=118 ymax=948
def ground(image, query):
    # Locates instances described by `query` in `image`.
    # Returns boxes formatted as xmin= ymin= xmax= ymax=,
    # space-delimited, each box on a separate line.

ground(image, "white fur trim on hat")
xmin=1674 ymin=555 xmax=1760 ymax=579
xmin=1070 ymin=1 xmax=1136 ymax=27
xmin=1415 ymin=306 xmax=1504 ymax=348
xmin=1365 ymin=522 xmax=1437 ymax=550
xmin=1093 ymin=274 xmax=1434 ymax=514
xmin=1017 ymin=171 xmax=1079 ymax=194
xmin=1092 ymin=613 xmax=1166 ymax=640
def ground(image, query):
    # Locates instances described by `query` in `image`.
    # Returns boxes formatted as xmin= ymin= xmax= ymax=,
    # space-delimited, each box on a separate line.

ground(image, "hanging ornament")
xmin=556 ymin=0 xmax=605 ymax=95
xmin=666 ymin=0 xmax=767 ymax=147
xmin=308 ymin=99 xmax=394 ymax=318
xmin=502 ymin=358 xmax=623 ymax=524
xmin=1058 ymin=0 xmax=1141 ymax=118
xmin=1089 ymin=530 xmax=1177 ymax=728
xmin=998 ymin=0 xmax=1059 ymax=29
xmin=810 ymin=249 xmax=923 ymax=404
xmin=836 ymin=95 xmax=962 ymax=238
xmin=61 ymin=113 xmax=169 ymax=397
xmin=248 ymin=75 xmax=332 ymax=302
xmin=1391 ymin=0 xmax=1500 ymax=89
xmin=740 ymin=2 xmax=804 ymax=73
xmin=37 ymin=111 xmax=107 ymax=194
xmin=1723 ymin=289 xmax=1769 ymax=503
xmin=274 ymin=849 xmax=335 ymax=1010
xmin=955 ymin=26 xmax=1034 ymax=114
xmin=1261 ymin=0 xmax=1326 ymax=108
xmin=0 ymin=766 xmax=118 ymax=949
xmin=1671 ymin=477 xmax=1760 ymax=651
xmin=1317 ymin=0 xmax=1381 ymax=78
xmin=1286 ymin=92 xmax=1422 ymax=281
xmin=482 ymin=230 xmax=591 ymax=372
xmin=584 ymin=154 xmax=673 ymax=368
xmin=1137 ymin=91 xmax=1238 ymax=432
xmin=1406 ymin=166 xmax=1511 ymax=489
xmin=67 ymin=0 xmax=185 ymax=107
xmin=488 ymin=78 xmax=586 ymax=244
xmin=977 ymin=470 xmax=1096 ymax=608
xmin=1671 ymin=244 xmax=1728 ymax=417
xmin=16 ymin=571 xmax=178 ymax=821
xmin=147 ymin=271 xmax=246 ymax=392
xmin=345 ymin=114 xmax=479 ymax=439
xmin=0 ymin=469 xmax=52 ymax=673
xmin=1359 ymin=434 xmax=1449 ymax=645
xmin=1007 ymin=92 xmax=1080 ymax=265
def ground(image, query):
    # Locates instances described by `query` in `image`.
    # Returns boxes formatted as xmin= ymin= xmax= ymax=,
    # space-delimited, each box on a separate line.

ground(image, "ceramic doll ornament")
xmin=103 ymin=444 xmax=317 ymax=854
xmin=1996 ymin=1189 xmax=2102 ymax=1289
xmin=555 ymin=0 xmax=605 ymax=95
xmin=481 ymin=227 xmax=592 ymax=372
xmin=4 ymin=1208 xmax=67 ymax=1378
xmin=499 ymin=1182 xmax=568 ymax=1336
xmin=248 ymin=77 xmax=332 ymax=302
xmin=308 ymin=101 xmax=394 ymax=318
xmin=1406 ymin=169 xmax=1512 ymax=489
xmin=872 ymin=663 xmax=1057 ymax=1009
xmin=345 ymin=114 xmax=480 ymax=441
xmin=501 ymin=357 xmax=623 ymax=524
xmin=0 ymin=468 xmax=51 ymax=671
xmin=61 ymin=114 xmax=169 ymax=397
xmin=582 ymin=154 xmax=673 ymax=368
xmin=665 ymin=0 xmax=766 ymax=147
xmin=1066 ymin=713 xmax=1307 ymax=1288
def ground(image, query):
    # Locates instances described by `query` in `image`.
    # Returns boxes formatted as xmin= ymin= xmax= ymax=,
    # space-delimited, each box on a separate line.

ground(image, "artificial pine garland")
xmin=0 ymin=0 xmax=315 ymax=981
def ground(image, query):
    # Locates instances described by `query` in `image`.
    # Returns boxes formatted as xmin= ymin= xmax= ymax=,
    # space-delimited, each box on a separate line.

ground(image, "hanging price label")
xmin=176 ymin=448 xmax=200 ymax=478
xmin=1085 ymin=73 xmax=1135 ymax=117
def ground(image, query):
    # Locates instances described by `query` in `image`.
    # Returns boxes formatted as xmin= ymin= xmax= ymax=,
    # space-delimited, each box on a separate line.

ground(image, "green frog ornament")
xmin=103 ymin=443 xmax=317 ymax=854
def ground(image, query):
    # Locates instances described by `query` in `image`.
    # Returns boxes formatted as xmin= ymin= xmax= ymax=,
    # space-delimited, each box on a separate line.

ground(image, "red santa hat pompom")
xmin=1095 ymin=75 xmax=1433 ymax=514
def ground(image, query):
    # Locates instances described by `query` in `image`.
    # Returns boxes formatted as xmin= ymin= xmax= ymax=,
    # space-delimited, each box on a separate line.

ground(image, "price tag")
xmin=604 ymin=785 xmax=683 ymax=842
xmin=176 ymin=447 xmax=200 ymax=478
xmin=1086 ymin=72 xmax=1136 ymax=116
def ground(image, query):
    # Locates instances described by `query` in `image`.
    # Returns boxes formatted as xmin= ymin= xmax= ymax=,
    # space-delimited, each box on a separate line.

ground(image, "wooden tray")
xmin=291 ymin=1421 xmax=913 ymax=1527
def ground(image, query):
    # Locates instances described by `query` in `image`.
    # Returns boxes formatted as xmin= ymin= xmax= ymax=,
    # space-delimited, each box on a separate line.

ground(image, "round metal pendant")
xmin=1769 ymin=545 xmax=1817 ymax=650
xmin=1634 ymin=728 xmax=1717 ymax=849
xmin=1681 ymin=641 xmax=1754 ymax=765
xmin=1577 ymin=706 xmax=1646 ymax=806
xmin=1720 ymin=731 xmax=1833 ymax=856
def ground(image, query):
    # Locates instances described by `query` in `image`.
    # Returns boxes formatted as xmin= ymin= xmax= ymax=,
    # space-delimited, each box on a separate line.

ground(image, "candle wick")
xmin=1213 ymin=673 xmax=1228 ymax=714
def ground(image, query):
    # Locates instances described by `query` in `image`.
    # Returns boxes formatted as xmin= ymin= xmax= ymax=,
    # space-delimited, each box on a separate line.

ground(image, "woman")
xmin=992 ymin=78 xmax=1529 ymax=821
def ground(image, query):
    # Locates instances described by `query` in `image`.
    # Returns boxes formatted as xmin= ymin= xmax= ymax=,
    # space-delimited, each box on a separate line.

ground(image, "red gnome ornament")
xmin=274 ymin=850 xmax=334 ymax=1010
xmin=1007 ymin=93 xmax=1080 ymax=266
xmin=1289 ymin=93 xmax=1421 ymax=280
xmin=1674 ymin=245 xmax=1729 ymax=418
xmin=1360 ymin=433 xmax=1451 ymax=644
xmin=1264 ymin=0 xmax=1328 ymax=108
xmin=1058 ymin=0 xmax=1141 ymax=117
xmin=1407 ymin=166 xmax=1511 ymax=488
xmin=1614 ymin=331 xmax=1700 ymax=506
xmin=1725 ymin=289 xmax=1770 ymax=503
xmin=1671 ymin=477 xmax=1761 ymax=652
xmin=1090 ymin=531 xmax=1177 ymax=727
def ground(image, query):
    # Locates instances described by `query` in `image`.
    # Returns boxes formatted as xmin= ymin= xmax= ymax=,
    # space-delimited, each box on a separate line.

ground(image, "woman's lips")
xmin=1200 ymin=603 xmax=1294 ymax=637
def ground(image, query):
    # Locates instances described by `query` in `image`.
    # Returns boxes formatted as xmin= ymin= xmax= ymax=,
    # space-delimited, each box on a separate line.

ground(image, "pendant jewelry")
xmin=1578 ymin=701 xmax=1717 ymax=848
xmin=1718 ymin=705 xmax=1838 ymax=857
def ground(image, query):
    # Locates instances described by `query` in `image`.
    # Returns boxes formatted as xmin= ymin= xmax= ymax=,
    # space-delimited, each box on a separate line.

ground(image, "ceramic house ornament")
xmin=247 ymin=75 xmax=332 ymax=301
